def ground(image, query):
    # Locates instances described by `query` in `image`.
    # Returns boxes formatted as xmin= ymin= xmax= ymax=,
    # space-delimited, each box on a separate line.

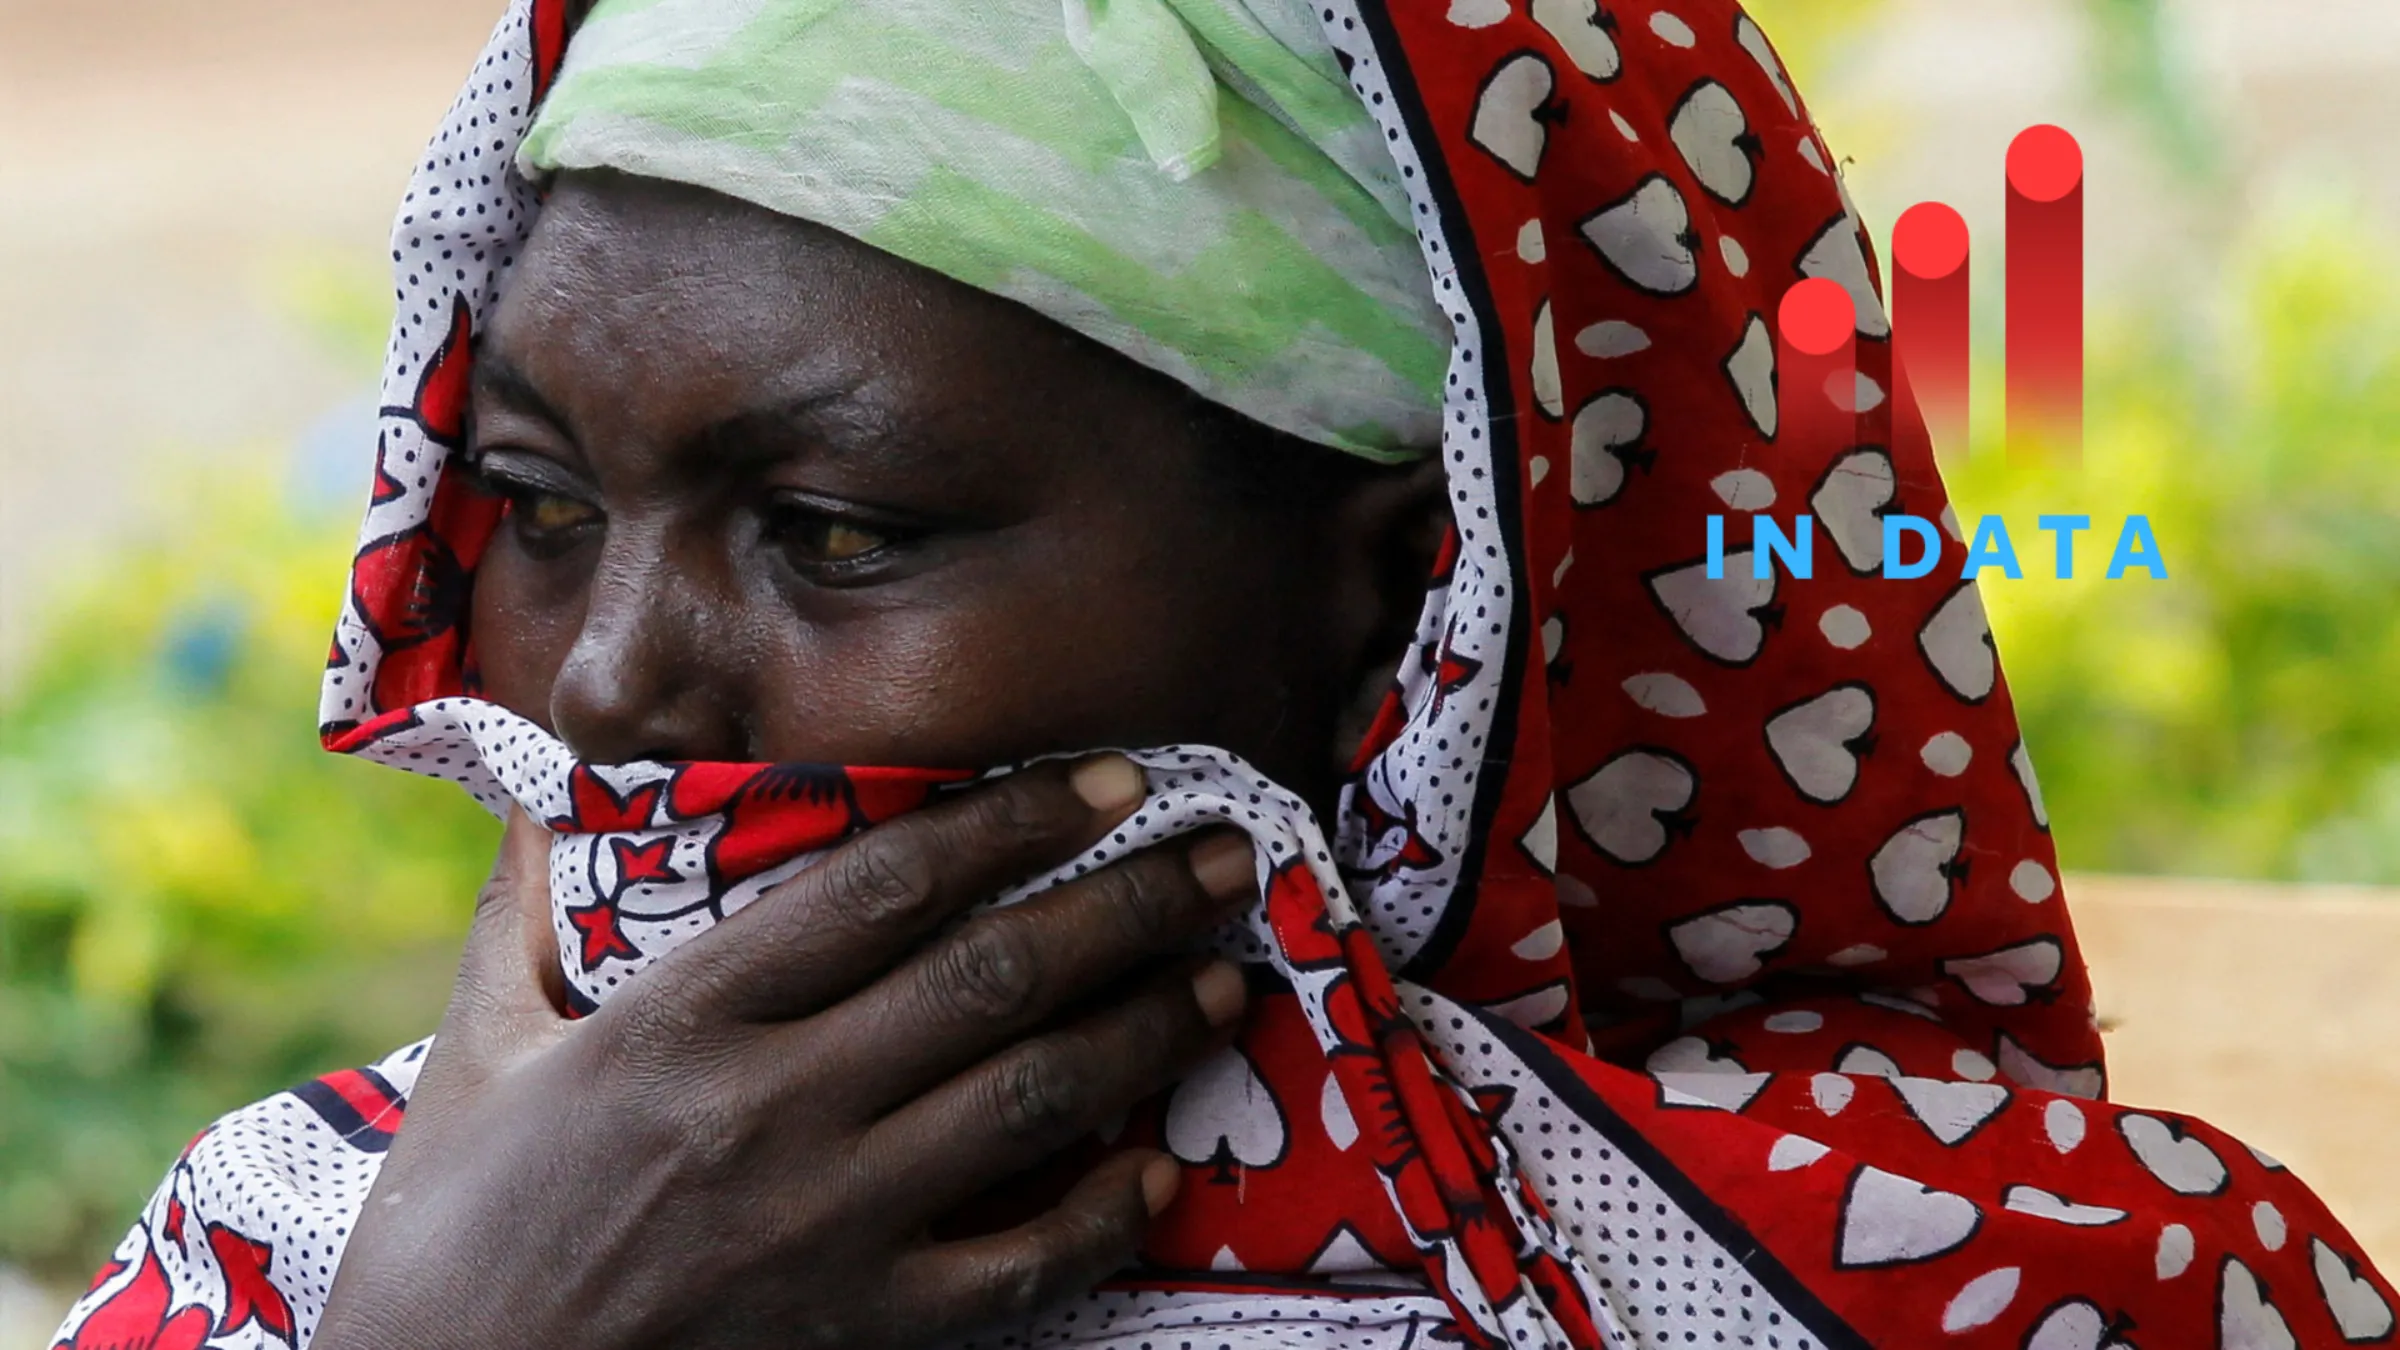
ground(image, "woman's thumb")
xmin=445 ymin=808 xmax=570 ymax=1053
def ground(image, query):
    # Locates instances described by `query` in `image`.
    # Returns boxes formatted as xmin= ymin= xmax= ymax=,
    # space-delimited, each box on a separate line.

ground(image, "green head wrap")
xmin=520 ymin=0 xmax=1450 ymax=459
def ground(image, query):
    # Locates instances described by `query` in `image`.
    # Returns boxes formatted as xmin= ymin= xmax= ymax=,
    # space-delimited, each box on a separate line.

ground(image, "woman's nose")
xmin=545 ymin=537 xmax=751 ymax=765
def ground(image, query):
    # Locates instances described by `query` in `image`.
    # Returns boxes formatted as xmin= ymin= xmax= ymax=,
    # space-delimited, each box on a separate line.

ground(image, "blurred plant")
xmin=266 ymin=249 xmax=395 ymax=377
xmin=1952 ymin=196 xmax=2400 ymax=885
xmin=0 ymin=465 xmax=497 ymax=1281
xmin=1739 ymin=0 xmax=1890 ymax=90
xmin=2079 ymin=0 xmax=2222 ymax=184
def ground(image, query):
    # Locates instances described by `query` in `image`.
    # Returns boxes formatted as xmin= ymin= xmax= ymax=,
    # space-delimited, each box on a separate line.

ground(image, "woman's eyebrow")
xmin=470 ymin=356 xmax=570 ymax=431
xmin=703 ymin=384 xmax=927 ymax=471
xmin=470 ymin=356 xmax=937 ymax=475
xmin=473 ymin=445 xmax=596 ymax=494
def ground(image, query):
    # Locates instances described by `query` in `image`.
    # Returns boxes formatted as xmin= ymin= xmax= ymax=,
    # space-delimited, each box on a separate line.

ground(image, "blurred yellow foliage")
xmin=0 ymin=463 xmax=497 ymax=1280
xmin=1950 ymin=199 xmax=2400 ymax=884
xmin=1739 ymin=0 xmax=1889 ymax=89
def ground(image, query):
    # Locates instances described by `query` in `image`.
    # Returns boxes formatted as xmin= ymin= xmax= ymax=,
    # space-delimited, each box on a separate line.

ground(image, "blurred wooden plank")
xmin=2070 ymin=874 xmax=2400 ymax=1275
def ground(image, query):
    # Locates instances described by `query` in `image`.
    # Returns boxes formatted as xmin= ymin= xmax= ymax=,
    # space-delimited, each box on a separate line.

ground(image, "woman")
xmin=56 ymin=0 xmax=2396 ymax=1346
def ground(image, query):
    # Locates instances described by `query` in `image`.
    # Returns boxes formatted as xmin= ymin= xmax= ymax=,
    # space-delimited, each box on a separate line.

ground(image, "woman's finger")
xmin=635 ymin=755 xmax=1149 ymax=1028
xmin=434 ymin=809 xmax=570 ymax=1069
xmin=898 ymin=1148 xmax=1178 ymax=1338
xmin=854 ymin=960 xmax=1241 ymax=1220
xmin=798 ymin=830 xmax=1255 ymax=1115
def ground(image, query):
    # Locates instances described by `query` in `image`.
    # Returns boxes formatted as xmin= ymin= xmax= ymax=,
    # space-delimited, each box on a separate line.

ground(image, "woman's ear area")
xmin=1306 ymin=452 xmax=1445 ymax=773
xmin=1387 ymin=455 xmax=1453 ymax=582
xmin=1340 ymin=453 xmax=1449 ymax=641
xmin=1318 ymin=453 xmax=1448 ymax=727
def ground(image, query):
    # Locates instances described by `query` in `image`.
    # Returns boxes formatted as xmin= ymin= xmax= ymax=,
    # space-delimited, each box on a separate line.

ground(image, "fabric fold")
xmin=54 ymin=2 xmax=2399 ymax=1349
xmin=1060 ymin=0 xmax=1222 ymax=180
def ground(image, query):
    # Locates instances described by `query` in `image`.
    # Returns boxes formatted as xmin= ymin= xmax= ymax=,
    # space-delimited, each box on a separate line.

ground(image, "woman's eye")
xmin=467 ymin=455 xmax=603 ymax=553
xmin=767 ymin=501 xmax=898 ymax=569
xmin=489 ymin=480 xmax=602 ymax=555
xmin=521 ymin=492 xmax=601 ymax=536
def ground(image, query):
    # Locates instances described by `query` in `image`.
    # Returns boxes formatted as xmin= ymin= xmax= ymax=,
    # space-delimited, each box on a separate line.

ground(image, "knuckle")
xmin=989 ymin=1042 xmax=1085 ymax=1142
xmin=1014 ymin=1207 xmax=1132 ymax=1313
xmin=986 ymin=1256 xmax=1062 ymax=1324
xmin=1092 ymin=854 xmax=1191 ymax=951
xmin=829 ymin=836 xmax=937 ymax=935
xmin=1129 ymin=976 xmax=1209 ymax=1052
xmin=612 ymin=1064 xmax=754 ymax=1181
xmin=1093 ymin=987 xmax=1208 ymax=1086
xmin=934 ymin=920 xmax=1041 ymax=1024
xmin=466 ymin=869 xmax=522 ymax=935
xmin=668 ymin=1098 xmax=753 ymax=1180
xmin=1098 ymin=980 xmax=1214 ymax=1089
xmin=959 ymin=774 xmax=1074 ymax=852
xmin=611 ymin=981 xmax=704 ymax=1059
xmin=471 ymin=871 xmax=513 ymax=917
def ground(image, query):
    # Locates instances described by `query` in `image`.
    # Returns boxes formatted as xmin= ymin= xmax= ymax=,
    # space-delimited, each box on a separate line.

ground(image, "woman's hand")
xmin=312 ymin=755 xmax=1252 ymax=1350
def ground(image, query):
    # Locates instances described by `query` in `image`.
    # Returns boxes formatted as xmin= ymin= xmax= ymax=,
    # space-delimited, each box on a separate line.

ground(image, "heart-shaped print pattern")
xmin=1835 ymin=1166 xmax=1982 ymax=1269
xmin=1810 ymin=448 xmax=1898 ymax=574
xmin=1568 ymin=388 xmax=1648 ymax=506
xmin=1669 ymin=78 xmax=1758 ymax=205
xmin=1646 ymin=553 xmax=1780 ymax=664
xmin=2219 ymin=1256 xmax=2299 ymax=1350
xmin=2312 ymin=1238 xmax=2397 ymax=1342
xmin=1765 ymin=685 xmax=1877 ymax=804
xmin=1579 ymin=173 xmax=1700 ymax=294
xmin=1530 ymin=0 xmax=1621 ymax=80
xmin=2119 ymin=1113 xmax=2231 ymax=1197
xmin=1921 ymin=582 xmax=1999 ymax=703
xmin=2025 ymin=1300 xmax=2136 ymax=1350
xmin=1666 ymin=900 xmax=1798 ymax=983
xmin=1723 ymin=313 xmax=1777 ymax=436
xmin=1869 ymin=808 xmax=1967 ymax=924
xmin=1164 ymin=1046 xmax=1289 ymax=1177
xmin=1941 ymin=937 xmax=2064 ymax=1008
xmin=1566 ymin=748 xmax=1698 ymax=865
xmin=2003 ymin=1185 xmax=2130 ymax=1227
xmin=1469 ymin=52 xmax=1559 ymax=180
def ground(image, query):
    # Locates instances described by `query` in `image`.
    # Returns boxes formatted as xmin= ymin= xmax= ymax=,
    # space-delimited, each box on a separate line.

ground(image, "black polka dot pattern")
xmin=63 ymin=1 xmax=2398 ymax=1348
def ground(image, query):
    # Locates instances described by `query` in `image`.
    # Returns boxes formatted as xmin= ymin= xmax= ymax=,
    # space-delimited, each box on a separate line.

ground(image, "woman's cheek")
xmin=739 ymin=604 xmax=1134 ymax=768
xmin=469 ymin=546 xmax=587 ymax=731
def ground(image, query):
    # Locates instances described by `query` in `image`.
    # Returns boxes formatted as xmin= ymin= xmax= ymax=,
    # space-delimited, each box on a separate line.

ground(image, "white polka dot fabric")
xmin=55 ymin=2 xmax=2397 ymax=1348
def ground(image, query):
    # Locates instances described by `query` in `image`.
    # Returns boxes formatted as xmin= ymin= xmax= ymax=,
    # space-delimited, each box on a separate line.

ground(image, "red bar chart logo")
xmin=1782 ymin=124 xmax=2087 ymax=466
xmin=1900 ymin=126 xmax=2073 ymax=461
xmin=1892 ymin=200 xmax=1972 ymax=461
xmin=1723 ymin=127 xmax=2167 ymax=584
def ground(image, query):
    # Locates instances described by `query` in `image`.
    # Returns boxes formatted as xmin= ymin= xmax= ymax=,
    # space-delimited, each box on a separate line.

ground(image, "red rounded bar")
xmin=2006 ymin=124 xmax=2085 ymax=461
xmin=1894 ymin=202 xmax=1972 ymax=463
xmin=1778 ymin=277 xmax=1857 ymax=465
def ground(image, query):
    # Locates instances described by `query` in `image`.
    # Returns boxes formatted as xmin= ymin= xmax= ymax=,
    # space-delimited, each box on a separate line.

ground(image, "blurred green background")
xmin=0 ymin=461 xmax=498 ymax=1278
xmin=3 ymin=0 xmax=2397 ymax=1321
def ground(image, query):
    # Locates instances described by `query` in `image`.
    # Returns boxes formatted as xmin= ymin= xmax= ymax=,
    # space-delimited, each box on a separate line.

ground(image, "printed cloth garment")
xmin=522 ymin=0 xmax=1452 ymax=460
xmin=56 ymin=2 xmax=2400 ymax=1349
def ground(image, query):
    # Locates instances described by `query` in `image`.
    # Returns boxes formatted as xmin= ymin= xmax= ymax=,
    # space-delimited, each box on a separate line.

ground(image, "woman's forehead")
xmin=506 ymin=176 xmax=1101 ymax=364
xmin=501 ymin=175 xmax=898 ymax=338
xmin=481 ymin=173 xmax=1207 ymax=492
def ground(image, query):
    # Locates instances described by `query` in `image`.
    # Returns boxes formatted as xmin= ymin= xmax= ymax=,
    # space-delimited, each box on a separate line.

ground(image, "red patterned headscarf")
xmin=57 ymin=2 xmax=2395 ymax=1347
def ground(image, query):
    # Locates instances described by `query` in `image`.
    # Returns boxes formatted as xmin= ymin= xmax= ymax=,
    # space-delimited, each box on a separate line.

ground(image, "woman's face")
xmin=467 ymin=172 xmax=1437 ymax=811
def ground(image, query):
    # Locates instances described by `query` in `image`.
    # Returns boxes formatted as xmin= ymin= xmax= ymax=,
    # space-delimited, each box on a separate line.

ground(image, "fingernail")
xmin=1188 ymin=833 xmax=1255 ymax=902
xmin=1191 ymin=960 xmax=1248 ymax=1028
xmin=1139 ymin=1153 xmax=1182 ymax=1216
xmin=1070 ymin=754 xmax=1146 ymax=814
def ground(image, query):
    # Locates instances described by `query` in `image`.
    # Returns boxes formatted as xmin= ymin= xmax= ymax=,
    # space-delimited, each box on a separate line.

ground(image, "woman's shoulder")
xmin=50 ymin=1038 xmax=433 ymax=1350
